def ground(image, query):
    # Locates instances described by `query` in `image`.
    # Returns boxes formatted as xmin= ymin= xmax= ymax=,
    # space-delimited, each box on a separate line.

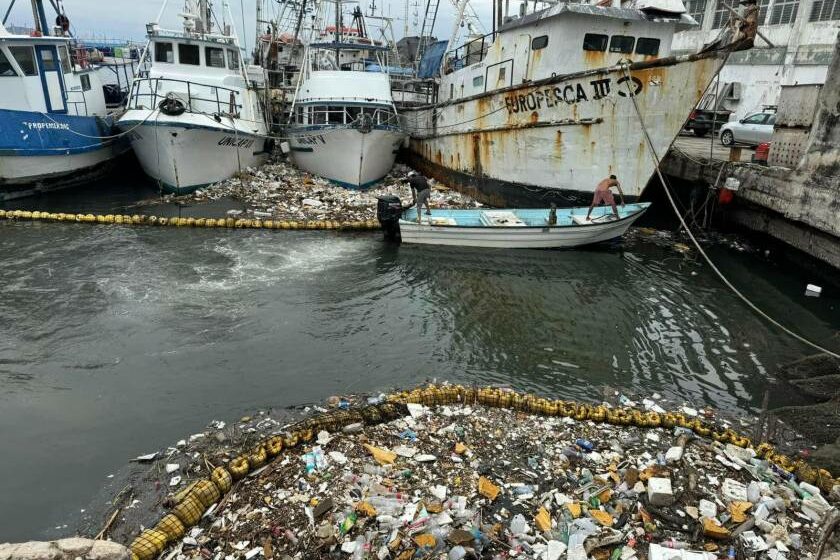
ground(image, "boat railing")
xmin=445 ymin=32 xmax=496 ymax=73
xmin=127 ymin=76 xmax=243 ymax=116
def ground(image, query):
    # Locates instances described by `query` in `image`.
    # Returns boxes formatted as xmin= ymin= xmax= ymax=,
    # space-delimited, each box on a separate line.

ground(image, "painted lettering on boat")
xmin=217 ymin=136 xmax=255 ymax=148
xmin=296 ymin=134 xmax=327 ymax=145
xmin=503 ymin=76 xmax=643 ymax=115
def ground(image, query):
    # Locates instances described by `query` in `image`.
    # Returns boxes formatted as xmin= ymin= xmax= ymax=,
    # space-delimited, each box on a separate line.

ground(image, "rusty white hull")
xmin=403 ymin=54 xmax=725 ymax=208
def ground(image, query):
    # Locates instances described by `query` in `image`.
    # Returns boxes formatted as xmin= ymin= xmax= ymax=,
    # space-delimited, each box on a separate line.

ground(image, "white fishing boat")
xmin=0 ymin=9 xmax=128 ymax=200
xmin=376 ymin=195 xmax=651 ymax=248
xmin=401 ymin=0 xmax=757 ymax=207
xmin=117 ymin=0 xmax=271 ymax=194
xmin=285 ymin=4 xmax=407 ymax=188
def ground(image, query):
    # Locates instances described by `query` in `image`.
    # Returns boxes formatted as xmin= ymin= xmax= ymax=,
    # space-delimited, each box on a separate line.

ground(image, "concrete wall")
xmin=0 ymin=538 xmax=129 ymax=560
xmin=729 ymin=39 xmax=840 ymax=267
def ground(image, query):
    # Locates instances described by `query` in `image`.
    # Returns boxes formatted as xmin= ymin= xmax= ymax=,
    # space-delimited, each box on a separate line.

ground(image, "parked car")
xmin=719 ymin=112 xmax=776 ymax=146
xmin=685 ymin=108 xmax=732 ymax=137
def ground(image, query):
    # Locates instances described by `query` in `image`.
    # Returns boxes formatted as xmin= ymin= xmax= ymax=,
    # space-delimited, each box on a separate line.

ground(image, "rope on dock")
xmin=620 ymin=65 xmax=840 ymax=360
xmin=0 ymin=209 xmax=380 ymax=231
xmin=125 ymin=383 xmax=838 ymax=560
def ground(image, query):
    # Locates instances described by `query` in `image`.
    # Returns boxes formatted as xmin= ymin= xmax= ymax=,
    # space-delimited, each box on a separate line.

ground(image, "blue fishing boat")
xmin=0 ymin=5 xmax=128 ymax=200
xmin=377 ymin=198 xmax=651 ymax=248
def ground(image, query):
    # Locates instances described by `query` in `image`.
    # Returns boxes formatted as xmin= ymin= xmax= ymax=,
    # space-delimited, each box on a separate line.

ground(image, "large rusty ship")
xmin=401 ymin=1 xmax=755 ymax=207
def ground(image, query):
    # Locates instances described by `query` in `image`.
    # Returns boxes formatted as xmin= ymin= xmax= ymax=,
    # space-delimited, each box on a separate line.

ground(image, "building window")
xmin=80 ymin=74 xmax=91 ymax=91
xmin=768 ymin=0 xmax=799 ymax=23
xmin=635 ymin=38 xmax=660 ymax=55
xmin=809 ymin=0 xmax=839 ymax=20
xmin=154 ymin=42 xmax=174 ymax=63
xmin=531 ymin=35 xmax=549 ymax=50
xmin=205 ymin=47 xmax=226 ymax=68
xmin=473 ymin=75 xmax=484 ymax=87
xmin=583 ymin=33 xmax=608 ymax=51
xmin=227 ymin=49 xmax=240 ymax=70
xmin=609 ymin=36 xmax=635 ymax=53
xmin=178 ymin=44 xmax=200 ymax=65
xmin=711 ymin=0 xmax=730 ymax=28
xmin=684 ymin=0 xmax=707 ymax=24
xmin=58 ymin=46 xmax=72 ymax=72
xmin=0 ymin=49 xmax=16 ymax=76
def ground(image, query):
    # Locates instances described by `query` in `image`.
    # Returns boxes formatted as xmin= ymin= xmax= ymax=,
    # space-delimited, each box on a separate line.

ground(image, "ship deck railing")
xmin=127 ymin=76 xmax=243 ymax=116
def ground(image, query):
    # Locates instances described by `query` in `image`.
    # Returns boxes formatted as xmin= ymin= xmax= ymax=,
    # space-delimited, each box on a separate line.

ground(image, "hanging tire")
xmin=720 ymin=130 xmax=734 ymax=146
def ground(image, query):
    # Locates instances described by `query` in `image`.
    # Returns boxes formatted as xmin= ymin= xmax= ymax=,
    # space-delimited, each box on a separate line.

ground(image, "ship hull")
xmin=402 ymin=53 xmax=725 ymax=208
xmin=288 ymin=126 xmax=406 ymax=189
xmin=119 ymin=111 xmax=270 ymax=195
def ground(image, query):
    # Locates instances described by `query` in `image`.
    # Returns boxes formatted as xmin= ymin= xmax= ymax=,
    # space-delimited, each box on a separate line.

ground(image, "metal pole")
xmin=2 ymin=0 xmax=18 ymax=25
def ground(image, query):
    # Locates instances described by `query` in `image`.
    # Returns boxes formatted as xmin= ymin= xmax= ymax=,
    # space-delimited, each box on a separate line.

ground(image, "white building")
xmin=672 ymin=0 xmax=839 ymax=118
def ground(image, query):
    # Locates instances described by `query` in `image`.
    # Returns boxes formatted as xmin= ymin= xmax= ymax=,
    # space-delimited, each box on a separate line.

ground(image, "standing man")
xmin=586 ymin=174 xmax=625 ymax=220
xmin=408 ymin=171 xmax=432 ymax=223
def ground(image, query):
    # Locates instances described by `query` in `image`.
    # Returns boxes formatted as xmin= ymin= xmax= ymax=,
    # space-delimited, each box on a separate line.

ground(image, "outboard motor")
xmin=376 ymin=195 xmax=403 ymax=241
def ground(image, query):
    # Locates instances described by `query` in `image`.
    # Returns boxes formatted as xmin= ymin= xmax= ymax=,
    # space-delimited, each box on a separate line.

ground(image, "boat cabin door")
xmin=34 ymin=45 xmax=67 ymax=113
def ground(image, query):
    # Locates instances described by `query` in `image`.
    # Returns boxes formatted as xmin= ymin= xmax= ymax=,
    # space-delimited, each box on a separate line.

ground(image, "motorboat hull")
xmin=391 ymin=203 xmax=651 ymax=249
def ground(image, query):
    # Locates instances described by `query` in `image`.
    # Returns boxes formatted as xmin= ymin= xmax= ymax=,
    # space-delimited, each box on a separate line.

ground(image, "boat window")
xmin=39 ymin=48 xmax=57 ymax=71
xmin=449 ymin=83 xmax=454 ymax=99
xmin=531 ymin=35 xmax=549 ymax=50
xmin=80 ymin=74 xmax=91 ymax=91
xmin=472 ymin=75 xmax=484 ymax=88
xmin=609 ymin=35 xmax=635 ymax=54
xmin=498 ymin=66 xmax=506 ymax=82
xmin=9 ymin=46 xmax=37 ymax=75
xmin=227 ymin=49 xmax=240 ymax=70
xmin=154 ymin=42 xmax=174 ymax=63
xmin=58 ymin=46 xmax=72 ymax=72
xmin=635 ymin=37 xmax=660 ymax=56
xmin=346 ymin=106 xmax=361 ymax=123
xmin=582 ymin=33 xmax=608 ymax=52
xmin=178 ymin=44 xmax=200 ymax=65
xmin=205 ymin=47 xmax=226 ymax=68
xmin=0 ymin=49 xmax=16 ymax=76
xmin=327 ymin=106 xmax=344 ymax=124
xmin=313 ymin=106 xmax=327 ymax=125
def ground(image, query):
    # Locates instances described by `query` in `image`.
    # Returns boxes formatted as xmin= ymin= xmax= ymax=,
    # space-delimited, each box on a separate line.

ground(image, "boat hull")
xmin=402 ymin=53 xmax=725 ymax=208
xmin=288 ymin=127 xmax=406 ymax=188
xmin=396 ymin=204 xmax=650 ymax=249
xmin=0 ymin=109 xmax=127 ymax=199
xmin=119 ymin=111 xmax=270 ymax=194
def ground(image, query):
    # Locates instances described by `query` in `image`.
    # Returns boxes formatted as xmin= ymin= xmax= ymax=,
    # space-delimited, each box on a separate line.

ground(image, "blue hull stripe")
xmin=0 ymin=109 xmax=115 ymax=156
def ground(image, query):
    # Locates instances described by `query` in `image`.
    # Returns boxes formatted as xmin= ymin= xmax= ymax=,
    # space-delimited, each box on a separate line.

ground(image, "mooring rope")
xmin=620 ymin=64 xmax=840 ymax=360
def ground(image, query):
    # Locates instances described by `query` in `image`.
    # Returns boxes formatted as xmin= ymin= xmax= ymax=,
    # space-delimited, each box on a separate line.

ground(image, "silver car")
xmin=719 ymin=112 xmax=776 ymax=146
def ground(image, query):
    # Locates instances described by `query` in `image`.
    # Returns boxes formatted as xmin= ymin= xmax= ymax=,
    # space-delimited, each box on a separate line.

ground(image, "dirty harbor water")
xmin=0 ymin=178 xmax=837 ymax=542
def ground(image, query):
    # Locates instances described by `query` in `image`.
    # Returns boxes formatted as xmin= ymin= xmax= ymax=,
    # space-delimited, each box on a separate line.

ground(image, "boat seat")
xmin=479 ymin=211 xmax=526 ymax=227
xmin=572 ymin=214 xmax=617 ymax=226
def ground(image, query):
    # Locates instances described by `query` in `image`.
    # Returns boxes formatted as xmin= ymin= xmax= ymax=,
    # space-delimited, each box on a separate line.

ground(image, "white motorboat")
xmin=0 ymin=9 xmax=128 ymax=200
xmin=376 ymin=196 xmax=651 ymax=248
xmin=285 ymin=5 xmax=407 ymax=188
xmin=117 ymin=0 xmax=271 ymax=194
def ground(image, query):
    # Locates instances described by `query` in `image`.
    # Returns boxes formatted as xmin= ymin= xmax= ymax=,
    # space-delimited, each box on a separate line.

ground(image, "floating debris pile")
xmin=139 ymin=393 xmax=837 ymax=560
xmin=166 ymin=161 xmax=480 ymax=222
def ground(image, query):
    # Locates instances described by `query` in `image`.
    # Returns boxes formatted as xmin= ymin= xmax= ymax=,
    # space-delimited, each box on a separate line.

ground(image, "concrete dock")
xmin=660 ymin=40 xmax=840 ymax=270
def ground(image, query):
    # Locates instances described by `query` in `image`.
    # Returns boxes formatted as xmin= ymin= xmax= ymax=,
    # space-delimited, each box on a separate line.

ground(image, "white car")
xmin=719 ymin=112 xmax=776 ymax=146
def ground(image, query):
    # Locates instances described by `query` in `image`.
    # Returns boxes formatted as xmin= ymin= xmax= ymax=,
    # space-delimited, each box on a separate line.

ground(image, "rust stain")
xmin=583 ymin=50 xmax=606 ymax=69
xmin=472 ymin=134 xmax=482 ymax=177
xmin=530 ymin=111 xmax=539 ymax=124
xmin=435 ymin=149 xmax=443 ymax=165
xmin=554 ymin=131 xmax=563 ymax=161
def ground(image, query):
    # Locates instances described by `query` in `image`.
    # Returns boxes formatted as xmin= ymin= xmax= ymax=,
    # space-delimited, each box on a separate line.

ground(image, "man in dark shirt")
xmin=408 ymin=171 xmax=432 ymax=223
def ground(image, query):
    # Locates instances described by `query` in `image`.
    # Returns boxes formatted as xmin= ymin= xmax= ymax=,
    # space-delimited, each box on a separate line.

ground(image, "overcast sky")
xmin=3 ymin=0 xmax=493 ymax=51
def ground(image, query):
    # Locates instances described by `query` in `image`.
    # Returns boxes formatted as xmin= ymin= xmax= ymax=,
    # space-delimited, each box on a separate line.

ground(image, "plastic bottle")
xmin=350 ymin=536 xmax=366 ymax=560
xmin=363 ymin=464 xmax=390 ymax=476
xmin=575 ymin=438 xmax=595 ymax=452
xmin=727 ymin=546 xmax=736 ymax=560
xmin=747 ymin=481 xmax=762 ymax=503
xmin=340 ymin=512 xmax=357 ymax=535
xmin=304 ymin=453 xmax=316 ymax=474
xmin=662 ymin=539 xmax=690 ymax=549
xmin=799 ymin=481 xmax=820 ymax=496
